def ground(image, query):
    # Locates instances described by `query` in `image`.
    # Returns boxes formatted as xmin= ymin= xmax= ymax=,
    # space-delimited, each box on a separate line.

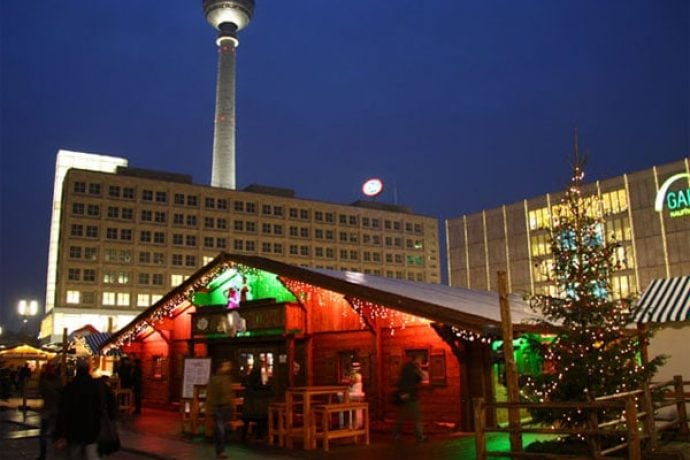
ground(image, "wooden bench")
xmin=311 ymin=402 xmax=369 ymax=451
xmin=268 ymin=402 xmax=287 ymax=447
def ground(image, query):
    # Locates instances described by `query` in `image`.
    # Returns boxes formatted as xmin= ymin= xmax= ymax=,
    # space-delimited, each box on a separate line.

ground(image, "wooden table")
xmin=284 ymin=385 xmax=349 ymax=450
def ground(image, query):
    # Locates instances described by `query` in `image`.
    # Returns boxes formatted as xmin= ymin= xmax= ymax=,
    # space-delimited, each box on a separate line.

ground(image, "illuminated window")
xmin=116 ymin=293 xmax=130 ymax=307
xmin=102 ymin=292 xmax=116 ymax=306
xmin=137 ymin=294 xmax=150 ymax=307
xmin=66 ymin=290 xmax=81 ymax=304
xmin=171 ymin=274 xmax=185 ymax=286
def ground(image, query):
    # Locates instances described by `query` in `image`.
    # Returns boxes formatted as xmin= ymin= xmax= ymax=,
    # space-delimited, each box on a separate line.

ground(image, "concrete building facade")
xmin=40 ymin=150 xmax=440 ymax=343
xmin=446 ymin=157 xmax=690 ymax=298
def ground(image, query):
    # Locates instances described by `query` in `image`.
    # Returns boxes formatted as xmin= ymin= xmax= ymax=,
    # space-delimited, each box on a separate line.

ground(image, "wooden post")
xmin=624 ymin=395 xmax=641 ymax=460
xmin=586 ymin=394 xmax=602 ymax=456
xmin=473 ymin=397 xmax=486 ymax=460
xmin=641 ymin=379 xmax=657 ymax=450
xmin=497 ymin=271 xmax=522 ymax=452
xmin=674 ymin=375 xmax=689 ymax=435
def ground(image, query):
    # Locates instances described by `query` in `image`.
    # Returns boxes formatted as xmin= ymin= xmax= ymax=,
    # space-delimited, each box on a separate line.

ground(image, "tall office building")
xmin=39 ymin=150 xmax=440 ymax=343
xmin=446 ymin=158 xmax=690 ymax=298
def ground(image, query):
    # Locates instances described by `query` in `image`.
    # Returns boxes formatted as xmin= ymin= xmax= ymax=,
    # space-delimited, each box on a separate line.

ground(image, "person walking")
xmin=393 ymin=354 xmax=427 ymax=442
xmin=55 ymin=358 xmax=103 ymax=460
xmin=205 ymin=359 xmax=235 ymax=459
xmin=37 ymin=362 xmax=62 ymax=460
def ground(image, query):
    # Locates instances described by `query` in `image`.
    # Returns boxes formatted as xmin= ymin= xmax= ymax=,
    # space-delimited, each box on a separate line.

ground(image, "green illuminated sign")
xmin=655 ymin=172 xmax=690 ymax=218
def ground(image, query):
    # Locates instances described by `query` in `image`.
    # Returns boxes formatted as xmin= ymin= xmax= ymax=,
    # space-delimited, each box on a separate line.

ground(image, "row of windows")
xmin=533 ymin=273 xmax=635 ymax=300
xmin=68 ymin=243 xmax=422 ymax=269
xmin=72 ymin=183 xmax=427 ymax=233
xmin=69 ymin=223 xmax=429 ymax=251
xmin=527 ymin=188 xmax=629 ymax=231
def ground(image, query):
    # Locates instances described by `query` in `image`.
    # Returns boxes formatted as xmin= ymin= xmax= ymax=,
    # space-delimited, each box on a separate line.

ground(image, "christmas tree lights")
xmin=521 ymin=148 xmax=663 ymax=429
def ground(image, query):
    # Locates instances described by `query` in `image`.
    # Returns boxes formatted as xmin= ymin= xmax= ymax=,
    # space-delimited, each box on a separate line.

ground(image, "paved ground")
xmin=2 ymin=396 xmax=689 ymax=459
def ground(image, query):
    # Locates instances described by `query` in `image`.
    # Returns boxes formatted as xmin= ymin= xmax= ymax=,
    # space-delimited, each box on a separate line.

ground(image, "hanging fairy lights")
xmin=104 ymin=261 xmax=257 ymax=353
xmin=521 ymin=150 xmax=660 ymax=430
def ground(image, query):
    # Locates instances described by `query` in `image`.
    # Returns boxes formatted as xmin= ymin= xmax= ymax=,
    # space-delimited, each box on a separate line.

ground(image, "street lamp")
xmin=18 ymin=299 xmax=39 ymax=323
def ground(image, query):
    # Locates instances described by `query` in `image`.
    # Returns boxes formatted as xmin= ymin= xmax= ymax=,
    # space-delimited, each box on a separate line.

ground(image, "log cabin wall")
xmin=381 ymin=325 xmax=462 ymax=428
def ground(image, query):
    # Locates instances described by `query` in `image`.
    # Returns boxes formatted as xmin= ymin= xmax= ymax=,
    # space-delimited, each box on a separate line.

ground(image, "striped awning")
xmin=634 ymin=276 xmax=690 ymax=323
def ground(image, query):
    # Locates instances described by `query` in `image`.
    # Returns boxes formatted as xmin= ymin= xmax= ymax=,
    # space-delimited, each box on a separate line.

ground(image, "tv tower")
xmin=203 ymin=0 xmax=255 ymax=189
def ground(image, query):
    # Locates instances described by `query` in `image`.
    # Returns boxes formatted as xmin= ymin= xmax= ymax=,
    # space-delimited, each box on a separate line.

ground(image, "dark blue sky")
xmin=1 ymin=0 xmax=688 ymax=334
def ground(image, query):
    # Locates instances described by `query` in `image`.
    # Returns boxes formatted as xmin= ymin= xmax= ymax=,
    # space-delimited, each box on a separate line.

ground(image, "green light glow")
xmin=193 ymin=267 xmax=296 ymax=307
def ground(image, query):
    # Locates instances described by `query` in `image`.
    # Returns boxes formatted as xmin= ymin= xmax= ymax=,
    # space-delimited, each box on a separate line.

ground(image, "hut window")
xmin=152 ymin=355 xmax=164 ymax=379
xmin=405 ymin=349 xmax=430 ymax=385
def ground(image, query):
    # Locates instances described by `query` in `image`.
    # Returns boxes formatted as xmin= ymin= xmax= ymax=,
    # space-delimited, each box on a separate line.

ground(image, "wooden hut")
xmin=100 ymin=253 xmax=540 ymax=430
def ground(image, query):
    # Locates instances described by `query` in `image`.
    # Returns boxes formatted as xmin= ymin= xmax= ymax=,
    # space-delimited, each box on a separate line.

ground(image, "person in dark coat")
xmin=393 ymin=354 xmax=427 ymax=442
xmin=240 ymin=359 xmax=273 ymax=442
xmin=55 ymin=358 xmax=102 ymax=459
xmin=37 ymin=362 xmax=62 ymax=460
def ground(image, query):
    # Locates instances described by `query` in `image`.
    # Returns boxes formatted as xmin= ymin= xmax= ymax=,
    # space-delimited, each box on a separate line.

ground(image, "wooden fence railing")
xmin=474 ymin=375 xmax=689 ymax=459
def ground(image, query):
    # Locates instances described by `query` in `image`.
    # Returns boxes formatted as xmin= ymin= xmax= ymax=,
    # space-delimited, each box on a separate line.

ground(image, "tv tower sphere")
xmin=203 ymin=0 xmax=254 ymax=34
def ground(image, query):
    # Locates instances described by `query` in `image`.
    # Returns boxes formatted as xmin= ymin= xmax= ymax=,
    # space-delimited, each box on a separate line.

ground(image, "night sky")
xmin=1 ymin=0 xmax=688 ymax=334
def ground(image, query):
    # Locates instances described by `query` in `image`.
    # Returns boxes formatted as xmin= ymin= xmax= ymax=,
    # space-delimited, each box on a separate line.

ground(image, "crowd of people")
xmin=0 ymin=356 xmax=138 ymax=460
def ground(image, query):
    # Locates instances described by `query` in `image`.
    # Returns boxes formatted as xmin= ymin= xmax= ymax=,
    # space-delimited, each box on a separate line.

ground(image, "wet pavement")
xmin=2 ymin=396 xmax=689 ymax=459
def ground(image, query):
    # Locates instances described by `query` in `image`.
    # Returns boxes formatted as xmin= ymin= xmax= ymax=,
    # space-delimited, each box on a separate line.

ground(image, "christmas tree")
xmin=522 ymin=145 xmax=663 ymax=429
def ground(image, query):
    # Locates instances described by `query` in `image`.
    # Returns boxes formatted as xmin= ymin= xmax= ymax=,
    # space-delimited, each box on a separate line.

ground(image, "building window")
xmin=172 ymin=254 xmax=183 ymax=266
xmin=123 ymin=187 xmax=135 ymax=199
xmin=66 ymin=290 xmax=81 ymax=304
xmin=154 ymin=212 xmax=166 ymax=223
xmin=216 ymin=238 xmax=226 ymax=249
xmin=153 ymin=253 xmax=165 ymax=265
xmin=155 ymin=191 xmax=167 ymax=203
xmin=262 ymin=242 xmax=272 ymax=253
xmin=120 ymin=229 xmax=132 ymax=241
xmin=69 ymin=246 xmax=82 ymax=259
xmin=102 ymin=292 xmax=116 ymax=306
xmin=217 ymin=199 xmax=227 ymax=209
xmin=84 ymin=247 xmax=97 ymax=260
xmin=186 ymin=215 xmax=197 ymax=227
xmin=273 ymin=206 xmax=283 ymax=216
xmin=106 ymin=228 xmax=118 ymax=240
xmin=274 ymin=224 xmax=283 ymax=235
xmin=88 ymin=183 xmax=101 ymax=195
xmin=139 ymin=252 xmax=151 ymax=264
xmin=205 ymin=197 xmax=216 ymax=208
xmin=234 ymin=201 xmax=244 ymax=212
xmin=172 ymin=234 xmax=183 ymax=245
xmin=73 ymin=182 xmax=86 ymax=193
xmin=273 ymin=243 xmax=283 ymax=254
xmin=217 ymin=218 xmax=227 ymax=229
xmin=185 ymin=255 xmax=196 ymax=267
xmin=204 ymin=236 xmax=214 ymax=248
xmin=185 ymin=235 xmax=196 ymax=247
xmin=137 ymin=294 xmax=150 ymax=307
xmin=108 ymin=186 xmax=121 ymax=198
xmin=174 ymin=193 xmax=185 ymax=205
xmin=116 ymin=293 xmax=130 ymax=307
xmin=122 ymin=208 xmax=134 ymax=220
xmin=142 ymin=190 xmax=154 ymax=201
xmin=107 ymin=207 xmax=119 ymax=219
xmin=186 ymin=195 xmax=198 ymax=207
xmin=204 ymin=217 xmax=215 ymax=229
xmin=141 ymin=210 xmax=153 ymax=222
xmin=138 ymin=273 xmax=150 ymax=284
xmin=72 ymin=203 xmax=85 ymax=215
xmin=245 ymin=202 xmax=256 ymax=213
xmin=68 ymin=268 xmax=80 ymax=281
xmin=153 ymin=232 xmax=165 ymax=244
xmin=152 ymin=274 xmax=164 ymax=286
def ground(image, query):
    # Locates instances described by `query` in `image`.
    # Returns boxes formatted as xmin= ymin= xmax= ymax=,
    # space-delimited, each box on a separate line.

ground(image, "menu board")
xmin=181 ymin=358 xmax=211 ymax=399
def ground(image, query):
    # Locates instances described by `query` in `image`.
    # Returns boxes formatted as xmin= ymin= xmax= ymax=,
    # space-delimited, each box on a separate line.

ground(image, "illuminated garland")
xmin=104 ymin=261 xmax=253 ymax=353
xmin=448 ymin=325 xmax=492 ymax=344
